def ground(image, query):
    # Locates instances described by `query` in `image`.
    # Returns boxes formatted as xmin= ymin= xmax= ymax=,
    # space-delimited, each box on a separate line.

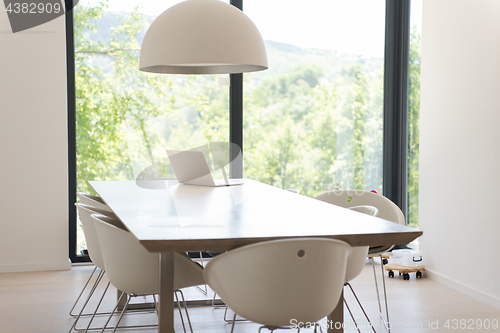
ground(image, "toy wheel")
xmin=416 ymin=271 xmax=422 ymax=279
xmin=388 ymin=270 xmax=394 ymax=278
xmin=403 ymin=273 xmax=410 ymax=280
xmin=382 ymin=258 xmax=389 ymax=265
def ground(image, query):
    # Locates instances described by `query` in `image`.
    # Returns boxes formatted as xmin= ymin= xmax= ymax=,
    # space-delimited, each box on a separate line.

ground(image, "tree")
xmin=244 ymin=60 xmax=384 ymax=197
xmin=74 ymin=1 xmax=228 ymax=194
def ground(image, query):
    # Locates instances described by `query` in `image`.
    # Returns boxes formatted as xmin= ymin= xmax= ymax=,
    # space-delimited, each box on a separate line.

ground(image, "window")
xmin=67 ymin=0 xmax=414 ymax=261
xmin=243 ymin=0 xmax=386 ymax=196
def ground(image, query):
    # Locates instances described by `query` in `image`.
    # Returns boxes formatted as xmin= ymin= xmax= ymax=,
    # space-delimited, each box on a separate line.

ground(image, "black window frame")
xmin=66 ymin=0 xmax=411 ymax=262
xmin=383 ymin=0 xmax=410 ymax=220
xmin=66 ymin=0 xmax=84 ymax=263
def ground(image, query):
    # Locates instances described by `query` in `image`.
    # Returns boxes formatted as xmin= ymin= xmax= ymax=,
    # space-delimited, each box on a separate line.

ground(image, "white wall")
xmin=420 ymin=0 xmax=500 ymax=308
xmin=0 ymin=10 xmax=70 ymax=272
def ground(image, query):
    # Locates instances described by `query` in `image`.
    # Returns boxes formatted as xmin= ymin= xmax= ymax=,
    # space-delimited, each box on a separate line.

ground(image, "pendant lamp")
xmin=139 ymin=0 xmax=268 ymax=74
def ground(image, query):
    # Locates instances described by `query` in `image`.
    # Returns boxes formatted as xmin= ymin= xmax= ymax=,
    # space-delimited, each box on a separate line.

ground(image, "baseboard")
xmin=425 ymin=268 xmax=500 ymax=310
xmin=0 ymin=260 xmax=71 ymax=273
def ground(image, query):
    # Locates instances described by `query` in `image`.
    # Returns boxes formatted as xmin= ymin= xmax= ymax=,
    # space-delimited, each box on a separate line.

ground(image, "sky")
xmin=80 ymin=0 xmax=422 ymax=58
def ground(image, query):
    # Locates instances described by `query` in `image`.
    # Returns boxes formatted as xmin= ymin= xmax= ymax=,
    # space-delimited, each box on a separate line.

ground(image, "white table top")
xmin=89 ymin=179 xmax=422 ymax=253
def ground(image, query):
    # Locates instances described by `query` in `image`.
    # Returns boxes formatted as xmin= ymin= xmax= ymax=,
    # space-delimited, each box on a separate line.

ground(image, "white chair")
xmin=204 ymin=238 xmax=352 ymax=333
xmin=73 ymin=193 xmax=112 ymax=301
xmin=214 ymin=189 xmax=303 ymax=319
xmin=76 ymin=193 xmax=111 ymax=264
xmin=75 ymin=193 xmax=111 ymax=265
xmin=69 ymin=203 xmax=115 ymax=324
xmin=71 ymin=203 xmax=161 ymax=332
xmin=314 ymin=190 xmax=405 ymax=333
xmin=92 ymin=214 xmax=206 ymax=333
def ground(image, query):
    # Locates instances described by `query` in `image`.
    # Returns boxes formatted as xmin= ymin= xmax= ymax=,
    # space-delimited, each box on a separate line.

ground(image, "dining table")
xmin=89 ymin=179 xmax=422 ymax=333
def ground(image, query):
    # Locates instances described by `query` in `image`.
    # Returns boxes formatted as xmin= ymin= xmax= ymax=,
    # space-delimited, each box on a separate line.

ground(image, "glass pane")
xmin=408 ymin=0 xmax=422 ymax=228
xmin=243 ymin=0 xmax=386 ymax=197
xmin=74 ymin=0 xmax=229 ymax=255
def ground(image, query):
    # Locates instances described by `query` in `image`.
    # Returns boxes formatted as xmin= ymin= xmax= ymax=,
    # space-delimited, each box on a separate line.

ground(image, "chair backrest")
xmin=77 ymin=193 xmax=112 ymax=212
xmin=92 ymin=214 xmax=159 ymax=295
xmin=204 ymin=238 xmax=351 ymax=327
xmin=75 ymin=203 xmax=118 ymax=270
xmin=92 ymin=214 xmax=204 ymax=295
xmin=313 ymin=190 xmax=405 ymax=225
xmin=314 ymin=190 xmax=405 ymax=255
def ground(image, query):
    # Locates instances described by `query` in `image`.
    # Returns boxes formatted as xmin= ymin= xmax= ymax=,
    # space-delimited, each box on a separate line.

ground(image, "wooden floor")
xmin=1 ymin=259 xmax=499 ymax=333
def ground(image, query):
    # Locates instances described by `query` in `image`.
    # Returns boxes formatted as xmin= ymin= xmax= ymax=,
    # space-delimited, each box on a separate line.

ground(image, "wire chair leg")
xmin=70 ymin=266 xmax=99 ymax=317
xmin=83 ymin=282 xmax=110 ymax=333
xmin=345 ymin=282 xmax=377 ymax=333
xmin=230 ymin=313 xmax=237 ymax=333
xmin=344 ymin=297 xmax=362 ymax=333
xmin=69 ymin=270 xmax=105 ymax=333
xmin=379 ymin=255 xmax=391 ymax=333
xmin=100 ymin=291 xmax=125 ymax=333
xmin=371 ymin=256 xmax=391 ymax=333
xmin=174 ymin=291 xmax=187 ymax=333
xmin=178 ymin=290 xmax=194 ymax=333
xmin=152 ymin=294 xmax=159 ymax=316
xmin=75 ymin=293 xmax=158 ymax=332
xmin=371 ymin=257 xmax=383 ymax=314
xmin=173 ymin=290 xmax=194 ymax=333
xmin=110 ymin=294 xmax=131 ymax=333
xmin=224 ymin=305 xmax=247 ymax=323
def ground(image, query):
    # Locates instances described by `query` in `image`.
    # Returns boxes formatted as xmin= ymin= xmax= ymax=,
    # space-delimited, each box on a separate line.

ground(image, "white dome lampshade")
xmin=139 ymin=0 xmax=268 ymax=75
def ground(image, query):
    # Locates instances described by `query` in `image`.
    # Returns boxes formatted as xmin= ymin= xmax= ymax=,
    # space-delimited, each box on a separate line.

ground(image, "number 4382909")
xmin=6 ymin=2 xmax=62 ymax=14
xmin=444 ymin=319 xmax=498 ymax=330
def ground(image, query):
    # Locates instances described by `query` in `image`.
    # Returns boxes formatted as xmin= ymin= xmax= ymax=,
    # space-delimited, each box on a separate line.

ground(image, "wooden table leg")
xmin=159 ymin=252 xmax=175 ymax=333
xmin=328 ymin=289 xmax=344 ymax=332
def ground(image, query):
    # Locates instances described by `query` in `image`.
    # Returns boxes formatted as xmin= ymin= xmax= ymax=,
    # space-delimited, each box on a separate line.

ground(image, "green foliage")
xmin=244 ymin=61 xmax=384 ymax=197
xmin=74 ymin=1 xmax=228 ymax=195
xmin=407 ymin=25 xmax=421 ymax=227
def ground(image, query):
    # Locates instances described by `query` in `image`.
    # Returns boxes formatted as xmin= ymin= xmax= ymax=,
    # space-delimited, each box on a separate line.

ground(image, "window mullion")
xmin=383 ymin=0 xmax=411 ymax=221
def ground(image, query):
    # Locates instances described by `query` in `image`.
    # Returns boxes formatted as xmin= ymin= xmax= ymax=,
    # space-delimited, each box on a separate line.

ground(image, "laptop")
xmin=166 ymin=149 xmax=244 ymax=187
